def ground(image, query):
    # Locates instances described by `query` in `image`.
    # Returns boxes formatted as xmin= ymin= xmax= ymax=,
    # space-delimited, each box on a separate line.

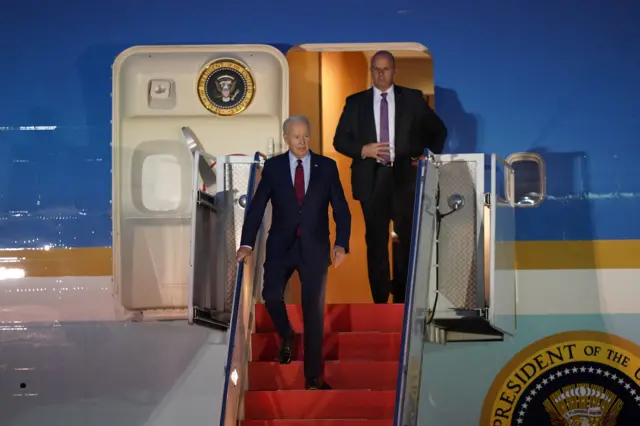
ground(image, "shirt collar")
xmin=289 ymin=150 xmax=310 ymax=165
xmin=373 ymin=84 xmax=394 ymax=99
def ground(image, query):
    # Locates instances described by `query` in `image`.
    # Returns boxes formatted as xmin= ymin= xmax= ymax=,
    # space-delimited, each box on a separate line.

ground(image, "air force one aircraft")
xmin=1 ymin=1 xmax=639 ymax=425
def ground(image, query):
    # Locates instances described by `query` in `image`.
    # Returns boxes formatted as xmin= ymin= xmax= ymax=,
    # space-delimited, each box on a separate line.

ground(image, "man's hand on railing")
xmin=411 ymin=155 xmax=428 ymax=167
xmin=236 ymin=246 xmax=252 ymax=264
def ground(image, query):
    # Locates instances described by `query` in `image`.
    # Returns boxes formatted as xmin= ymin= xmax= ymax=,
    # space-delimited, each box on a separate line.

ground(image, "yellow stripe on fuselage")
xmin=1 ymin=240 xmax=638 ymax=278
xmin=515 ymin=240 xmax=640 ymax=270
xmin=0 ymin=247 xmax=112 ymax=277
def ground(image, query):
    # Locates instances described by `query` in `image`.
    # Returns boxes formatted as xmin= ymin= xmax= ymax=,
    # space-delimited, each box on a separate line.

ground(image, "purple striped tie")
xmin=379 ymin=93 xmax=390 ymax=165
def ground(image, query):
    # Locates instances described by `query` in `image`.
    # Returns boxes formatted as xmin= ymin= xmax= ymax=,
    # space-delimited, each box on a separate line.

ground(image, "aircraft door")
xmin=111 ymin=44 xmax=289 ymax=321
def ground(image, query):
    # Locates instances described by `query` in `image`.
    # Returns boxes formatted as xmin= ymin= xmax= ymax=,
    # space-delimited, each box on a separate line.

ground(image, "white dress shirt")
xmin=373 ymin=85 xmax=395 ymax=162
xmin=289 ymin=150 xmax=311 ymax=192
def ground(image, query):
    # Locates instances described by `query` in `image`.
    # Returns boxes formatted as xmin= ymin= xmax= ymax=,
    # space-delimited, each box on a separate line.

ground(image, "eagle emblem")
xmin=214 ymin=75 xmax=239 ymax=102
xmin=196 ymin=58 xmax=255 ymax=116
xmin=544 ymin=384 xmax=622 ymax=426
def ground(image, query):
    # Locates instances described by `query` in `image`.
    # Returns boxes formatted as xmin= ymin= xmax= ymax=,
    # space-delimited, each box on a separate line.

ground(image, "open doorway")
xmin=286 ymin=43 xmax=435 ymax=303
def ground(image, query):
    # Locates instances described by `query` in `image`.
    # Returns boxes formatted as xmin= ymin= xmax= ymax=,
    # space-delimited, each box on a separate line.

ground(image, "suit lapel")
xmin=280 ymin=153 xmax=298 ymax=201
xmin=303 ymin=152 xmax=320 ymax=206
xmin=365 ymin=88 xmax=377 ymax=142
xmin=394 ymin=85 xmax=404 ymax=144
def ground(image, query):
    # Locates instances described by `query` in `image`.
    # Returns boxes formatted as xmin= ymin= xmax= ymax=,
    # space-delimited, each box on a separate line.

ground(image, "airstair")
xmin=185 ymin=149 xmax=517 ymax=426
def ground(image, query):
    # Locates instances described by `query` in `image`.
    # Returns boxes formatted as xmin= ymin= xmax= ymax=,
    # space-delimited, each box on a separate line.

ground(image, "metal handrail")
xmin=218 ymin=151 xmax=265 ymax=426
xmin=393 ymin=149 xmax=432 ymax=426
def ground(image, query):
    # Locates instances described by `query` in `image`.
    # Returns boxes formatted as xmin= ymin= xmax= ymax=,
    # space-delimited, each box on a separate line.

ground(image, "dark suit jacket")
xmin=239 ymin=151 xmax=351 ymax=269
xmin=333 ymin=85 xmax=448 ymax=201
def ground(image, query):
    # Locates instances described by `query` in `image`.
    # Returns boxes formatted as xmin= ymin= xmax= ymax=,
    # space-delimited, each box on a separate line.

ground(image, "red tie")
xmin=294 ymin=159 xmax=304 ymax=235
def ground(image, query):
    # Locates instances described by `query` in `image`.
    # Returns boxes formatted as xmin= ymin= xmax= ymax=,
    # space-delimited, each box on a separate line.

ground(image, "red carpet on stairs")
xmin=241 ymin=303 xmax=405 ymax=426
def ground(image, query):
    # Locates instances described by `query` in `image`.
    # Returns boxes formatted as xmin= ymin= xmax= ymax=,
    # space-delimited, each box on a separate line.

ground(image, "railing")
xmin=188 ymin=150 xmax=259 ymax=328
xmin=393 ymin=150 xmax=439 ymax=426
xmin=218 ymin=151 xmax=268 ymax=426
xmin=188 ymin=149 xmax=224 ymax=327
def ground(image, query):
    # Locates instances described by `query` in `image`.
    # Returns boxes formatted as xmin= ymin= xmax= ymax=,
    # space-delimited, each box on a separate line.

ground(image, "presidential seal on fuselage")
xmin=196 ymin=58 xmax=255 ymax=116
xmin=480 ymin=331 xmax=640 ymax=425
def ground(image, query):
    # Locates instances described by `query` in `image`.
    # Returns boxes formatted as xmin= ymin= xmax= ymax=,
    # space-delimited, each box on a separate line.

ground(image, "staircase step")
xmin=244 ymin=390 xmax=396 ymax=419
xmin=251 ymin=332 xmax=401 ymax=362
xmin=248 ymin=361 xmax=398 ymax=390
xmin=242 ymin=421 xmax=392 ymax=426
xmin=255 ymin=304 xmax=404 ymax=333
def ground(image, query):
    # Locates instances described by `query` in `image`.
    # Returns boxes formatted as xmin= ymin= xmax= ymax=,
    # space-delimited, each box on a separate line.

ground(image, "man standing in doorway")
xmin=333 ymin=50 xmax=447 ymax=304
xmin=236 ymin=116 xmax=351 ymax=390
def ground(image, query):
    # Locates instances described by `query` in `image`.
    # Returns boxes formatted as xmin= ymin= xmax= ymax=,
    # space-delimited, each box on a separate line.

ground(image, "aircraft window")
xmin=141 ymin=153 xmax=182 ymax=211
xmin=505 ymin=153 xmax=546 ymax=207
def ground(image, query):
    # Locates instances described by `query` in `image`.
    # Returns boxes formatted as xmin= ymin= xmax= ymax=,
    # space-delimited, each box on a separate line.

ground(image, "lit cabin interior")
xmin=286 ymin=45 xmax=434 ymax=304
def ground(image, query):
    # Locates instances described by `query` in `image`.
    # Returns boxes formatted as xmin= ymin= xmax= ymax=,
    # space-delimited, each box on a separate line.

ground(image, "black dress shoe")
xmin=392 ymin=296 xmax=405 ymax=304
xmin=278 ymin=331 xmax=294 ymax=364
xmin=305 ymin=378 xmax=331 ymax=390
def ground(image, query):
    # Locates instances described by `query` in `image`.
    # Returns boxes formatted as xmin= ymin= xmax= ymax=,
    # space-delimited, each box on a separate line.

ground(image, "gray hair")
xmin=283 ymin=115 xmax=311 ymax=134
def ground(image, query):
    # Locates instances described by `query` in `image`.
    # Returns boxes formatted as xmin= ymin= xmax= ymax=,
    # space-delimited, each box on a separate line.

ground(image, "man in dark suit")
xmin=333 ymin=50 xmax=447 ymax=304
xmin=236 ymin=115 xmax=351 ymax=390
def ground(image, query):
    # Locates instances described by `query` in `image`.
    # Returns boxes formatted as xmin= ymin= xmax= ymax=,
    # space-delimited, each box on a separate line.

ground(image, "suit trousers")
xmin=360 ymin=166 xmax=415 ymax=304
xmin=261 ymin=238 xmax=327 ymax=379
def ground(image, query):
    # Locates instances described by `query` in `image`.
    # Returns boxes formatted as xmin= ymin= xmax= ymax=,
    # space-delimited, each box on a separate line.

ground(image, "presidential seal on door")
xmin=197 ymin=58 xmax=255 ymax=116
